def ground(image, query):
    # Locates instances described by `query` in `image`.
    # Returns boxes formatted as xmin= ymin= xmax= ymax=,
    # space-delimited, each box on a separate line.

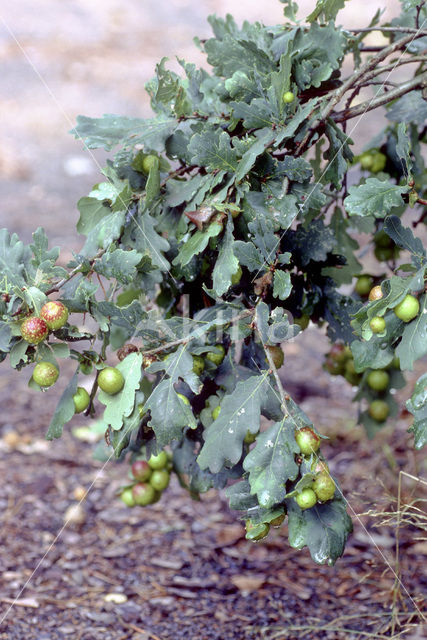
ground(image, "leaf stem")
xmin=262 ymin=342 xmax=290 ymax=417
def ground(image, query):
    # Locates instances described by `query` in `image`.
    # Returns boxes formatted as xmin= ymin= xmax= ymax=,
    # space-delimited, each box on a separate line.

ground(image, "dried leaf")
xmin=231 ymin=574 xmax=266 ymax=593
xmin=253 ymin=271 xmax=273 ymax=296
xmin=185 ymin=205 xmax=215 ymax=230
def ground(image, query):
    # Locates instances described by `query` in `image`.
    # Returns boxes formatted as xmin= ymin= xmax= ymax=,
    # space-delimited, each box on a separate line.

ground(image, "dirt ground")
xmin=0 ymin=336 xmax=425 ymax=640
xmin=0 ymin=1 xmax=425 ymax=639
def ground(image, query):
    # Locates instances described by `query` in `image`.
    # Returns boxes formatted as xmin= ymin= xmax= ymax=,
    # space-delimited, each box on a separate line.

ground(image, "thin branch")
xmin=332 ymin=71 xmax=427 ymax=122
xmin=357 ymin=80 xmax=398 ymax=88
xmin=348 ymin=27 xmax=427 ymax=35
xmin=296 ymin=33 xmax=426 ymax=155
xmin=350 ymin=54 xmax=427 ymax=86
xmin=412 ymin=207 xmax=427 ymax=226
xmin=262 ymin=341 xmax=290 ymax=417
xmin=416 ymin=1 xmax=426 ymax=30
xmin=45 ymin=249 xmax=105 ymax=296
xmin=324 ymin=32 xmax=423 ymax=117
xmin=44 ymin=266 xmax=82 ymax=296
xmin=85 ymin=369 xmax=99 ymax=417
xmin=252 ymin=309 xmax=292 ymax=418
xmin=142 ymin=308 xmax=255 ymax=356
xmin=160 ymin=164 xmax=197 ymax=188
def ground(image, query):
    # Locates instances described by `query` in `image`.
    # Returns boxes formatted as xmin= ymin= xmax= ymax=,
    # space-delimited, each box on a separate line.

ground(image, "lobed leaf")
xmin=243 ymin=418 xmax=299 ymax=507
xmin=198 ymin=373 xmax=270 ymax=473
xmin=395 ymin=295 xmax=427 ymax=371
xmin=286 ymin=494 xmax=352 ymax=565
xmin=344 ymin=179 xmax=409 ymax=217
xmin=406 ymin=373 xmax=427 ymax=449
xmin=71 ymin=114 xmax=177 ymax=151
xmin=46 ymin=371 xmax=79 ymax=440
xmin=98 ymin=353 xmax=143 ymax=430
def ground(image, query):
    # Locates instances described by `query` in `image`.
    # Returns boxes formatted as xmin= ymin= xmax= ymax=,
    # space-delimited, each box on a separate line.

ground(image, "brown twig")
xmin=332 ymin=71 xmax=427 ymax=122
xmin=159 ymin=164 xmax=197 ymax=188
xmin=416 ymin=1 xmax=426 ymax=30
xmin=45 ymin=249 xmax=105 ymax=296
xmin=262 ymin=342 xmax=290 ymax=417
xmin=296 ymin=33 xmax=426 ymax=156
xmin=349 ymin=53 xmax=427 ymax=86
xmin=348 ymin=27 xmax=427 ymax=35
xmin=142 ymin=308 xmax=255 ymax=356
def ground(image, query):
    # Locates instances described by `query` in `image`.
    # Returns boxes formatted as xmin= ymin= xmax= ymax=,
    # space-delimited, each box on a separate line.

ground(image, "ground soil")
xmin=0 ymin=335 xmax=425 ymax=640
xmin=0 ymin=1 xmax=425 ymax=639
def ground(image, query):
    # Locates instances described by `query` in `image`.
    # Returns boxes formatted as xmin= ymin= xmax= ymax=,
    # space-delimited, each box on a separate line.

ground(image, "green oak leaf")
xmin=204 ymin=33 xmax=275 ymax=79
xmin=173 ymin=221 xmax=223 ymax=267
xmin=212 ymin=217 xmax=239 ymax=297
xmin=173 ymin=437 xmax=229 ymax=495
xmin=274 ymin=99 xmax=321 ymax=145
xmin=233 ymin=241 xmax=265 ymax=272
xmin=395 ymin=122 xmax=413 ymax=175
xmin=226 ymin=479 xmax=258 ymax=511
xmin=71 ymin=114 xmax=177 ymax=151
xmin=273 ymin=269 xmax=292 ymax=301
xmin=145 ymin=381 xmax=197 ymax=448
xmin=0 ymin=228 xmax=34 ymax=289
xmin=231 ymin=99 xmax=274 ymax=130
xmin=395 ymin=295 xmax=427 ymax=371
xmin=322 ymin=208 xmax=361 ymax=285
xmin=46 ymin=371 xmax=79 ymax=440
xmin=9 ymin=340 xmax=30 ymax=368
xmin=344 ymin=178 xmax=409 ymax=217
xmin=189 ymin=129 xmax=239 ymax=173
xmin=235 ymin=129 xmax=273 ymax=182
xmin=0 ymin=322 xmax=12 ymax=352
xmin=145 ymin=161 xmax=161 ymax=205
xmin=30 ymin=228 xmax=66 ymax=281
xmin=94 ymin=299 xmax=147 ymax=335
xmin=386 ymin=91 xmax=427 ymax=126
xmin=286 ymin=494 xmax=352 ymax=565
xmin=225 ymin=480 xmax=286 ymax=526
xmin=147 ymin=344 xmax=201 ymax=394
xmin=243 ymin=418 xmax=300 ymax=507
xmin=406 ymin=373 xmax=427 ymax=449
xmin=123 ymin=210 xmax=170 ymax=271
xmin=294 ymin=219 xmax=336 ymax=266
xmin=165 ymin=174 xmax=208 ymax=207
xmin=81 ymin=211 xmax=125 ymax=257
xmin=279 ymin=156 xmax=313 ymax=183
xmin=198 ymin=373 xmax=269 ymax=473
xmin=307 ymin=0 xmax=351 ymax=22
xmin=98 ymin=353 xmax=143 ymax=430
xmin=383 ymin=216 xmax=425 ymax=269
xmin=323 ymin=121 xmax=353 ymax=189
xmin=94 ymin=249 xmax=143 ymax=284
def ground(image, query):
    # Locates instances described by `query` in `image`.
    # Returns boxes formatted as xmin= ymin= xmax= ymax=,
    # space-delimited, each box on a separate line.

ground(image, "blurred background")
xmin=0 ymin=0 xmax=401 ymax=252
